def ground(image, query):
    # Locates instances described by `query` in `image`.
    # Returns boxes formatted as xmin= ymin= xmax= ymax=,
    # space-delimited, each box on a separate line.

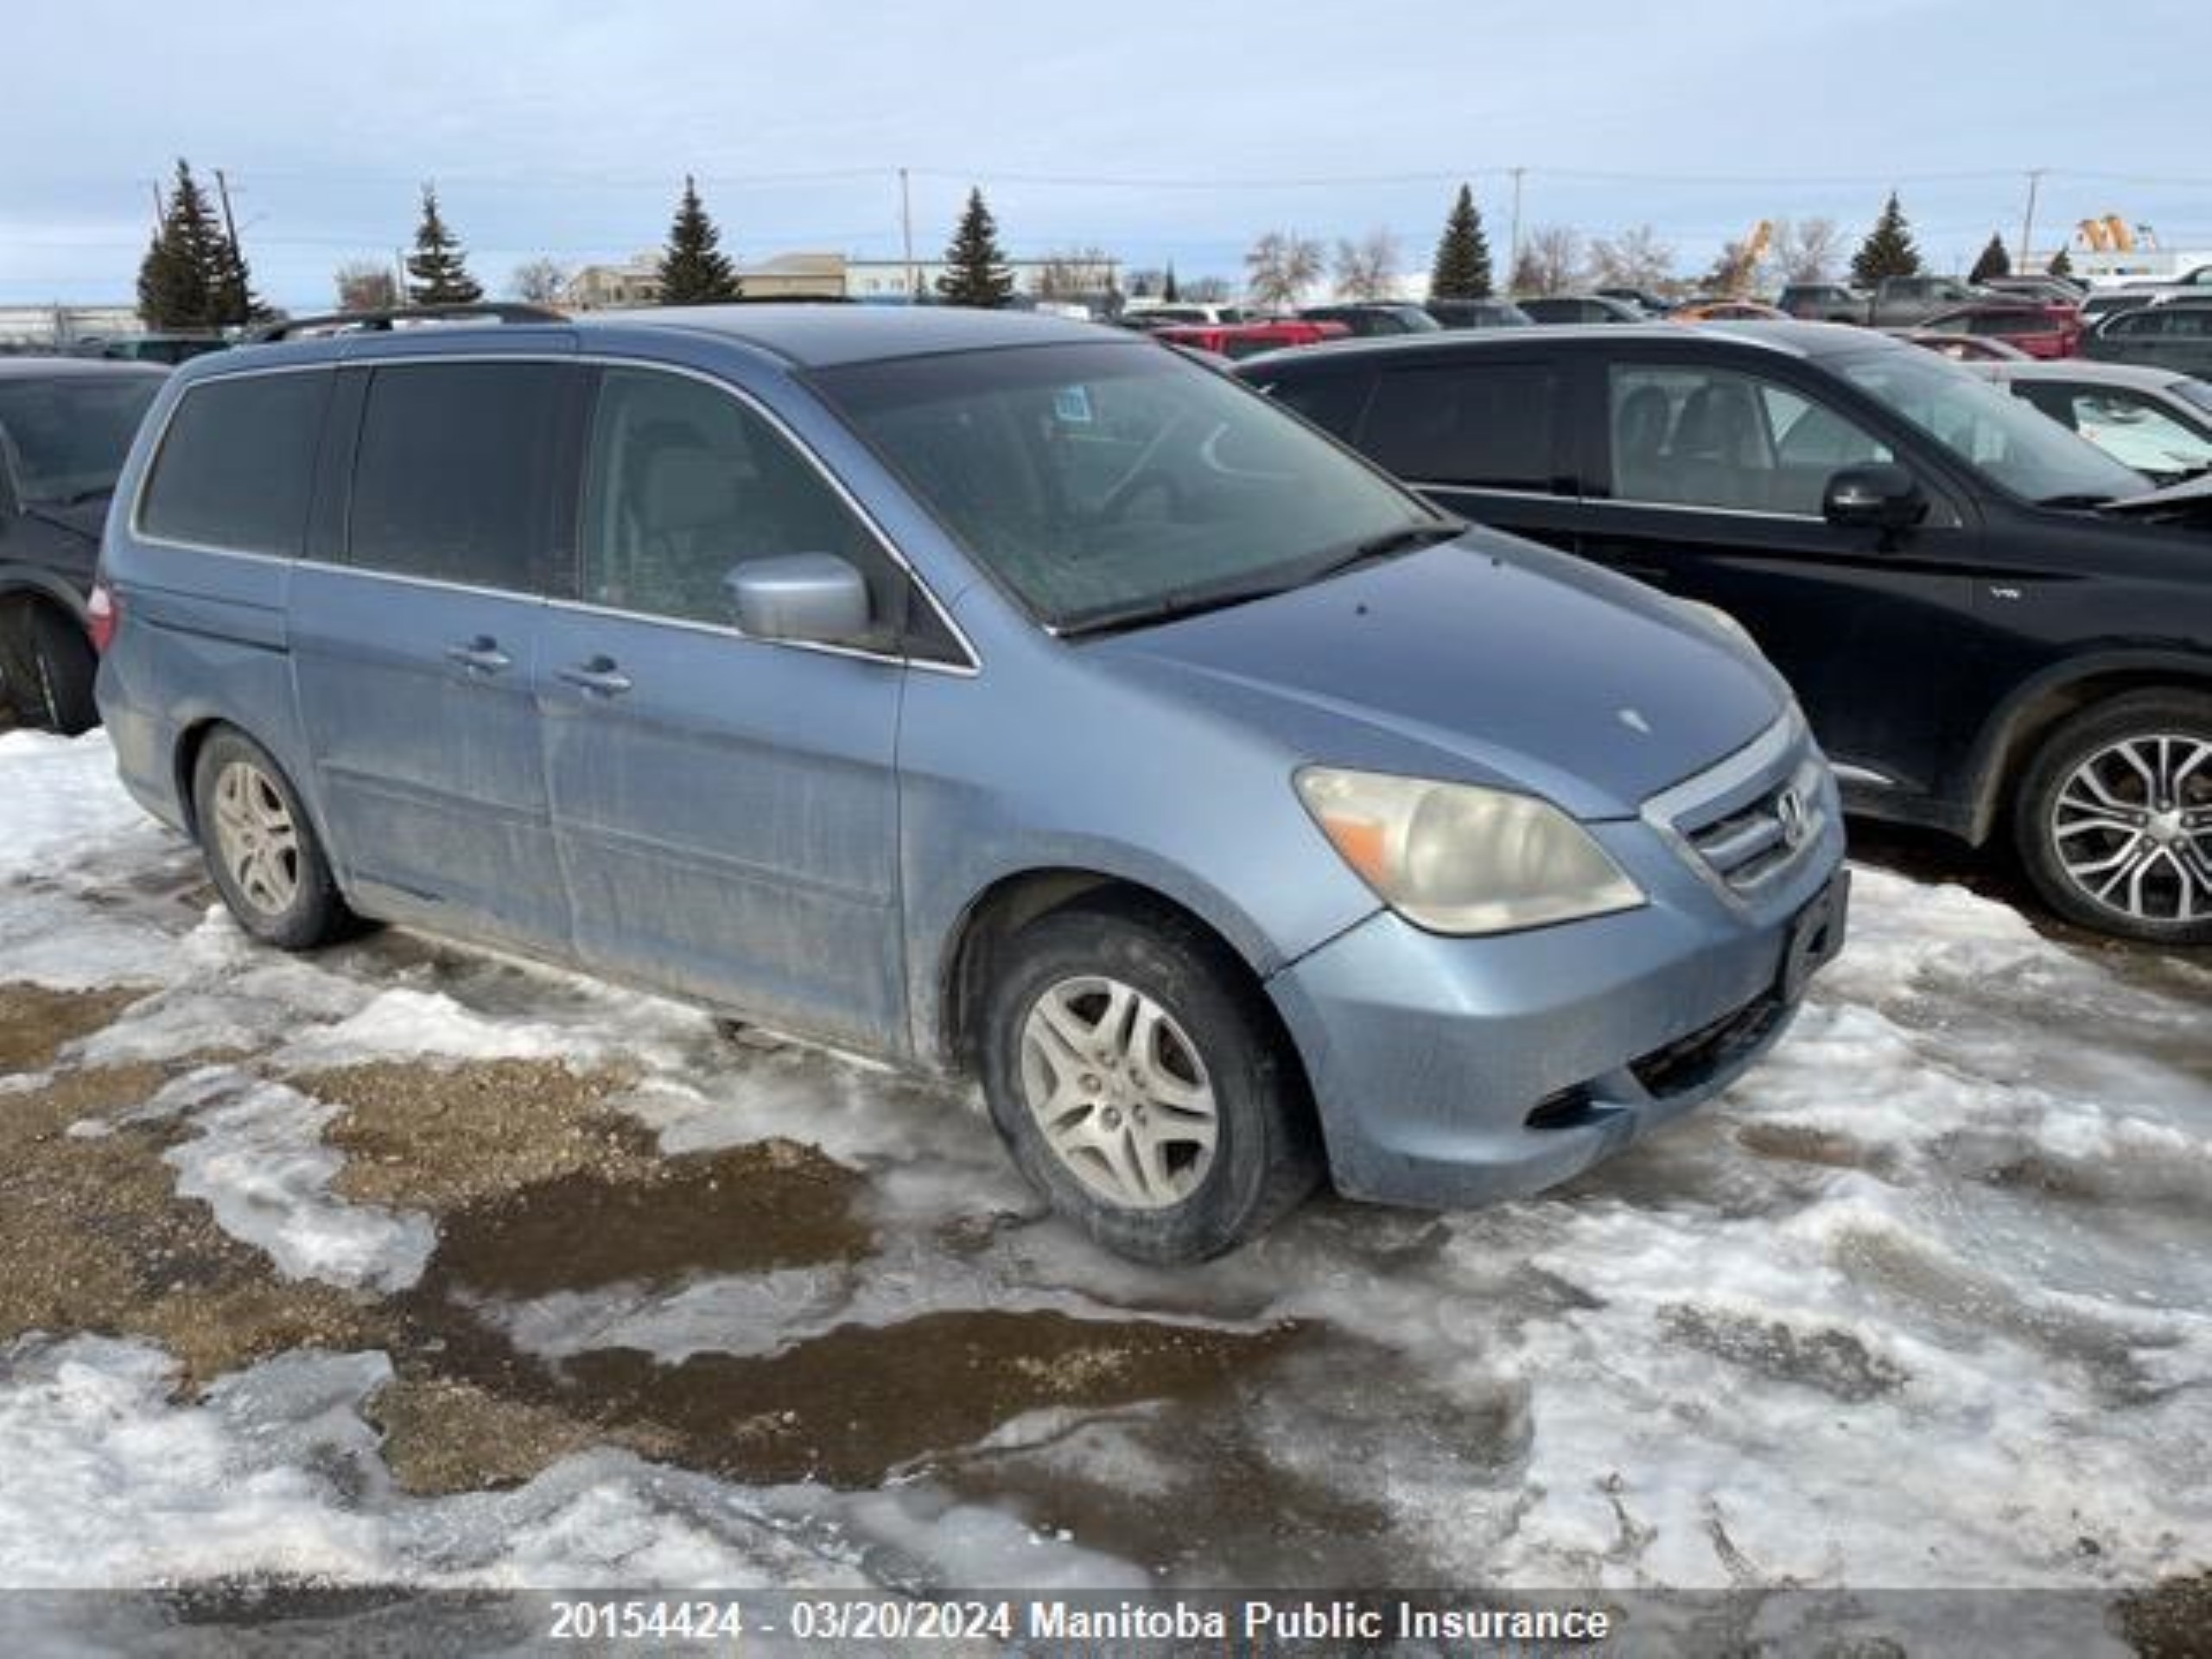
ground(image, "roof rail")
xmin=246 ymin=302 xmax=566 ymax=344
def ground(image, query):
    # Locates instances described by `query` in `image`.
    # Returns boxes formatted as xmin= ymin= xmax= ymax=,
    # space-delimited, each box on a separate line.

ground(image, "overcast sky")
xmin=4 ymin=0 xmax=2207 ymax=309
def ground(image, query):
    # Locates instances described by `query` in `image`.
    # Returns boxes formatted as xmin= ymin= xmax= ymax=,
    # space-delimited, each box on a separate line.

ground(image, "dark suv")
xmin=0 ymin=359 xmax=165 ymax=730
xmin=1240 ymin=321 xmax=2212 ymax=944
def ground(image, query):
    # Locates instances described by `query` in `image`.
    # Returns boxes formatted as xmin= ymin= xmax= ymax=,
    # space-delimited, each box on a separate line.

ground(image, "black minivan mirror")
xmin=725 ymin=553 xmax=872 ymax=645
xmin=1823 ymin=463 xmax=1928 ymax=532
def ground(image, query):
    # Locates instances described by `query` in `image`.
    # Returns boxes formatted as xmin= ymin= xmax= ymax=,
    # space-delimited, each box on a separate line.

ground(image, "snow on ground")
xmin=1 ymin=729 xmax=2206 ymax=1603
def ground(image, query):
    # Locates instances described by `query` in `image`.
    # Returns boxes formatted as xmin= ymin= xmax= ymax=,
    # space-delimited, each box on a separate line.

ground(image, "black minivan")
xmin=1240 ymin=321 xmax=2212 ymax=944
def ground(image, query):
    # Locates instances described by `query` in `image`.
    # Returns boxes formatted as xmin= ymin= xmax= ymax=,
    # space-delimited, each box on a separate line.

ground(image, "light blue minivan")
xmin=96 ymin=304 xmax=1847 ymax=1260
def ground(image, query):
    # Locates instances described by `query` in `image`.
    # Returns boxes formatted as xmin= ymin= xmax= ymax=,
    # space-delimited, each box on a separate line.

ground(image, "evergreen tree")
xmin=657 ymin=175 xmax=741 ymax=305
xmin=1968 ymin=232 xmax=2012 ymax=285
xmin=136 ymin=160 xmax=229 ymax=330
xmin=2046 ymin=245 xmax=2075 ymax=281
xmin=1429 ymin=183 xmax=1494 ymax=301
xmin=936 ymin=188 xmax=1015 ymax=308
xmin=405 ymin=185 xmax=483 ymax=306
xmin=1851 ymin=192 xmax=1924 ymax=286
xmin=1162 ymin=261 xmax=1179 ymax=302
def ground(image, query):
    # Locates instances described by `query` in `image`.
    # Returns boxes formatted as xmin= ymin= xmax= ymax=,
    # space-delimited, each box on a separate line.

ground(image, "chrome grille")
xmin=1643 ymin=715 xmax=1829 ymax=901
xmin=1682 ymin=753 xmax=1828 ymax=892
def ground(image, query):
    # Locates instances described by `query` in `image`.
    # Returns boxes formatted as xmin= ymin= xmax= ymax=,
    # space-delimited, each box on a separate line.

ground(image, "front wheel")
xmin=979 ymin=899 xmax=1319 ymax=1263
xmin=192 ymin=728 xmax=358 ymax=950
xmin=2013 ymin=690 xmax=2212 ymax=946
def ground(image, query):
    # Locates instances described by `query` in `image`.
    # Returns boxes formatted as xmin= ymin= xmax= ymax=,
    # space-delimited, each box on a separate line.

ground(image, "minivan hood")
xmin=1093 ymin=531 xmax=1786 ymax=819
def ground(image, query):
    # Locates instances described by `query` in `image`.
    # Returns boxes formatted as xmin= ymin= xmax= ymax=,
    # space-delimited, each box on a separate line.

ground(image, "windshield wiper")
xmin=1057 ymin=521 xmax=1466 ymax=640
xmin=1058 ymin=582 xmax=1292 ymax=639
xmin=1303 ymin=520 xmax=1465 ymax=582
xmin=2035 ymin=491 xmax=2120 ymax=511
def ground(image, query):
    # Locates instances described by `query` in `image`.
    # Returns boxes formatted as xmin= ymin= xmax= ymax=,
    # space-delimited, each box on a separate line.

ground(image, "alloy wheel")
xmin=2049 ymin=734 xmax=2212 ymax=924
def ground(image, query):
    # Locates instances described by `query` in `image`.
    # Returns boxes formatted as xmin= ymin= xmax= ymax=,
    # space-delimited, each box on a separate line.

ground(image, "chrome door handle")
xmin=556 ymin=657 xmax=633 ymax=697
xmin=445 ymin=637 xmax=512 ymax=673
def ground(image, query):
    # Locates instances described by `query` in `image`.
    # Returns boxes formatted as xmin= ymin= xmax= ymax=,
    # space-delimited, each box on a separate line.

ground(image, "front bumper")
xmin=1268 ymin=724 xmax=1849 ymax=1210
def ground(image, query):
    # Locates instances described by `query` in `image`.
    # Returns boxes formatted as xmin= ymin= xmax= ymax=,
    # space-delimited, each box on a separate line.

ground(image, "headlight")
xmin=1296 ymin=767 xmax=1646 ymax=936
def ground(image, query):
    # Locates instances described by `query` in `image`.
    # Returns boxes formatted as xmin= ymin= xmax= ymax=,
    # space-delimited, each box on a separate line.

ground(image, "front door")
xmin=535 ymin=364 xmax=908 ymax=1051
xmin=289 ymin=359 xmax=579 ymax=950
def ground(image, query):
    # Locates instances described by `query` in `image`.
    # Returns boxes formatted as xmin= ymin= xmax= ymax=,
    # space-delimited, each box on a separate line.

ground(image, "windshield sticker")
xmin=1053 ymin=385 xmax=1094 ymax=425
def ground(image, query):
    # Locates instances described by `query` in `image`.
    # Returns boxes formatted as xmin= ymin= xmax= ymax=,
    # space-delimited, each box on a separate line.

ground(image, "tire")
xmin=3 ymin=602 xmax=99 ymax=735
xmin=979 ymin=897 xmax=1320 ymax=1262
xmin=191 ymin=728 xmax=357 ymax=950
xmin=2012 ymin=690 xmax=2212 ymax=946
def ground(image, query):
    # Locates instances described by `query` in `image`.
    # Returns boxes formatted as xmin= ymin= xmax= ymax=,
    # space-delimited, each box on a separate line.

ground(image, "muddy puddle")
xmin=4 ymin=1031 xmax=1331 ymax=1535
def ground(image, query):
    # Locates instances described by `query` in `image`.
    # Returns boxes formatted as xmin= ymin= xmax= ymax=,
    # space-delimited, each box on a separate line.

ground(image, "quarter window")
xmin=579 ymin=367 xmax=900 ymax=642
xmin=140 ymin=372 xmax=330 ymax=556
xmin=346 ymin=362 xmax=570 ymax=592
xmin=1361 ymin=362 xmax=1560 ymax=490
xmin=1606 ymin=365 xmax=1891 ymax=514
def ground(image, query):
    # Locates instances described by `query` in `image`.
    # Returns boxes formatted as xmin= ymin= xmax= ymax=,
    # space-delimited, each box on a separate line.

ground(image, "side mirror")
xmin=1823 ymin=463 xmax=1928 ymax=532
xmin=725 ymin=553 xmax=872 ymax=645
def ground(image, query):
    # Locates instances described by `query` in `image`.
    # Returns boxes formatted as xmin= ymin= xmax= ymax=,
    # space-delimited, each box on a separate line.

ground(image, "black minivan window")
xmin=1361 ymin=362 xmax=1560 ymax=490
xmin=140 ymin=371 xmax=330 ymax=556
xmin=347 ymin=362 xmax=569 ymax=591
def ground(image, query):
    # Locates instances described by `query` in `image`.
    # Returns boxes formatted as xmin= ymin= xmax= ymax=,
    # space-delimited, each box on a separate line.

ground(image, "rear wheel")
xmin=1 ymin=601 xmax=99 ymax=734
xmin=2013 ymin=690 xmax=2212 ymax=945
xmin=979 ymin=898 xmax=1319 ymax=1262
xmin=192 ymin=728 xmax=357 ymax=950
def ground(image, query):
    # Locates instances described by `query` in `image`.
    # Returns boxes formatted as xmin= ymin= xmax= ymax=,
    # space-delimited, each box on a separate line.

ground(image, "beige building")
xmin=566 ymin=250 xmax=846 ymax=309
xmin=566 ymin=251 xmax=1116 ymax=310
xmin=565 ymin=253 xmax=662 ymax=309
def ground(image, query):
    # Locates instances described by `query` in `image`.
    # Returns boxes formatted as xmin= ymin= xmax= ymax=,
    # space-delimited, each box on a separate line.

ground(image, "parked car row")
xmin=92 ymin=302 xmax=1853 ymax=1260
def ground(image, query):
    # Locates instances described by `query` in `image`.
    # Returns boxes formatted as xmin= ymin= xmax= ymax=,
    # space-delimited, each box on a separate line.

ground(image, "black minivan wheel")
xmin=192 ymin=728 xmax=357 ymax=950
xmin=2 ymin=602 xmax=99 ymax=735
xmin=979 ymin=898 xmax=1320 ymax=1262
xmin=2013 ymin=690 xmax=2212 ymax=946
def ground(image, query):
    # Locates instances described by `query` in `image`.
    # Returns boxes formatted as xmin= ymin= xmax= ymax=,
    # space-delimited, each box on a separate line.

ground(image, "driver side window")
xmin=580 ymin=368 xmax=897 ymax=636
xmin=1607 ymin=364 xmax=1891 ymax=515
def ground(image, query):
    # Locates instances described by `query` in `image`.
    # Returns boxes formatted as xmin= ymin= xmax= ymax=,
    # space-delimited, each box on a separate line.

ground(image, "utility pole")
xmin=1508 ymin=166 xmax=1527 ymax=290
xmin=2018 ymin=167 xmax=2047 ymax=273
xmin=213 ymin=168 xmax=245 ymax=271
xmin=899 ymin=167 xmax=917 ymax=302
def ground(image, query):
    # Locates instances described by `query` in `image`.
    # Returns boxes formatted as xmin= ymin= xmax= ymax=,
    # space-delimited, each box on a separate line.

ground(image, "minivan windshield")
xmin=0 ymin=375 xmax=161 ymax=505
xmin=814 ymin=342 xmax=1444 ymax=632
xmin=1836 ymin=347 xmax=2145 ymax=505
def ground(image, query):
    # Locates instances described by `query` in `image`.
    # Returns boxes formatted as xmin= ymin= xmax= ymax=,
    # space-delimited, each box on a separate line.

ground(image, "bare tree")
xmin=1331 ymin=228 xmax=1401 ymax=301
xmin=1036 ymin=245 xmax=1120 ymax=303
xmin=1586 ymin=224 xmax=1675 ymax=289
xmin=1181 ymin=274 xmax=1233 ymax=303
xmin=334 ymin=259 xmax=399 ymax=312
xmin=1243 ymin=230 xmax=1325 ymax=310
xmin=510 ymin=257 xmax=570 ymax=305
xmin=1774 ymin=217 xmax=1847 ymax=284
xmin=1510 ymin=225 xmax=1583 ymax=295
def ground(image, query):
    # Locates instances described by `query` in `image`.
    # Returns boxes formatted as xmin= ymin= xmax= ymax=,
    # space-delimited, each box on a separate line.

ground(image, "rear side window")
xmin=1266 ymin=372 xmax=1372 ymax=441
xmin=140 ymin=372 xmax=331 ymax=556
xmin=346 ymin=362 xmax=570 ymax=592
xmin=1360 ymin=362 xmax=1560 ymax=489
